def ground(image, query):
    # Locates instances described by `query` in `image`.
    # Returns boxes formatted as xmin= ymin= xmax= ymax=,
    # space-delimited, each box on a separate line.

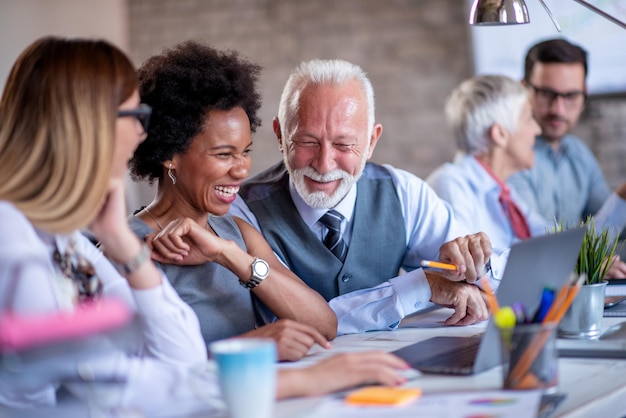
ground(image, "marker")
xmin=420 ymin=260 xmax=457 ymax=271
xmin=511 ymin=302 xmax=528 ymax=325
xmin=532 ymin=287 xmax=555 ymax=323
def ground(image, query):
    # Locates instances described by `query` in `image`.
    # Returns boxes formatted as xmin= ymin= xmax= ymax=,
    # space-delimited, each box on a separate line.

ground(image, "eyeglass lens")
xmin=118 ymin=104 xmax=152 ymax=132
xmin=528 ymin=83 xmax=585 ymax=108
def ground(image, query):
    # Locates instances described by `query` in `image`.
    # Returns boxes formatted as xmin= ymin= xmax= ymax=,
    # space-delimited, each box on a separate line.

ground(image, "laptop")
xmin=392 ymin=227 xmax=586 ymax=375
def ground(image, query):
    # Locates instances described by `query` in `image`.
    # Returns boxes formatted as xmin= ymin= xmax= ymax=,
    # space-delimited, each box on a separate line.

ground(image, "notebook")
xmin=392 ymin=227 xmax=586 ymax=375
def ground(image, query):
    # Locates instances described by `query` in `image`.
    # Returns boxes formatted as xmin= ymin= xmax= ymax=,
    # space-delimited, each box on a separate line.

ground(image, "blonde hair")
xmin=0 ymin=37 xmax=137 ymax=233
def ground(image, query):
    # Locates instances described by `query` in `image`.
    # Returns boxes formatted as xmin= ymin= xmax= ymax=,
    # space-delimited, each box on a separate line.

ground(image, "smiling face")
xmin=171 ymin=107 xmax=252 ymax=216
xmin=281 ymin=80 xmax=381 ymax=208
xmin=114 ymin=90 xmax=146 ymax=180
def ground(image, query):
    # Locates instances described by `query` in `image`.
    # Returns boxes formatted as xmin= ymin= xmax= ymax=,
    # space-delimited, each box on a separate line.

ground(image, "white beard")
xmin=284 ymin=147 xmax=369 ymax=209
xmin=290 ymin=166 xmax=356 ymax=208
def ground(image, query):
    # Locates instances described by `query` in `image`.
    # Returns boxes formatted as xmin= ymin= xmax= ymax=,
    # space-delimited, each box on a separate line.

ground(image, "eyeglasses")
xmin=526 ymin=83 xmax=586 ymax=109
xmin=118 ymin=103 xmax=152 ymax=132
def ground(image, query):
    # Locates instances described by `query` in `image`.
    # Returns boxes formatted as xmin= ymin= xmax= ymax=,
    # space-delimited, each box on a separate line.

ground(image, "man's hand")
xmin=438 ymin=232 xmax=492 ymax=283
xmin=425 ymin=272 xmax=489 ymax=325
xmin=239 ymin=319 xmax=331 ymax=362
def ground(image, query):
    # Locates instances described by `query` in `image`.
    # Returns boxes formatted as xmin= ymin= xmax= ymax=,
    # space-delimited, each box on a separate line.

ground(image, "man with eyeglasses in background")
xmin=508 ymin=39 xmax=626 ymax=260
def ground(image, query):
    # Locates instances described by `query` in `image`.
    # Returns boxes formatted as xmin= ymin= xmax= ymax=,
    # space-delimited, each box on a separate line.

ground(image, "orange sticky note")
xmin=345 ymin=386 xmax=422 ymax=406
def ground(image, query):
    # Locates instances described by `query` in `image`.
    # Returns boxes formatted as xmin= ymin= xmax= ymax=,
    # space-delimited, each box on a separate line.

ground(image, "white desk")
xmin=275 ymin=309 xmax=626 ymax=418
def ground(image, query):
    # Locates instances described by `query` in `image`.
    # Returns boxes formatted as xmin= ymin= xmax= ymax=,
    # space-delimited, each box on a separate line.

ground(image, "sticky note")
xmin=345 ymin=386 xmax=422 ymax=406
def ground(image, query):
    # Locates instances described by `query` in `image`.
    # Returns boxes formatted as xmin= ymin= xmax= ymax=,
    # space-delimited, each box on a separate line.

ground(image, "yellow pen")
xmin=420 ymin=260 xmax=458 ymax=271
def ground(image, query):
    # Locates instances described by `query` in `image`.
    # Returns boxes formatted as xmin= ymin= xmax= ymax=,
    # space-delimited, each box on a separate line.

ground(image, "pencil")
xmin=480 ymin=277 xmax=500 ymax=314
xmin=420 ymin=260 xmax=458 ymax=271
xmin=509 ymin=274 xmax=585 ymax=386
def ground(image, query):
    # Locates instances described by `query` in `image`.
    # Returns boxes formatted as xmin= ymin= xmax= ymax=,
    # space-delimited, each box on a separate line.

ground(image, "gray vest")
xmin=128 ymin=214 xmax=257 ymax=344
xmin=239 ymin=162 xmax=406 ymax=301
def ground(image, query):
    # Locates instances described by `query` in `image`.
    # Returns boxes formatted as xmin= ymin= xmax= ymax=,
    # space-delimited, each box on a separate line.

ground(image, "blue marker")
xmin=533 ymin=287 xmax=555 ymax=323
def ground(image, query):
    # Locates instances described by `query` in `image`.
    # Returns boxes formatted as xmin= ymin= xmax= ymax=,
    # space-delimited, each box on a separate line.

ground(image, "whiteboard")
xmin=469 ymin=0 xmax=626 ymax=95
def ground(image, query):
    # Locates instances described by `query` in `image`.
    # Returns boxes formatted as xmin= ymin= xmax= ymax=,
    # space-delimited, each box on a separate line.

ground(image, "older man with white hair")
xmin=231 ymin=59 xmax=502 ymax=335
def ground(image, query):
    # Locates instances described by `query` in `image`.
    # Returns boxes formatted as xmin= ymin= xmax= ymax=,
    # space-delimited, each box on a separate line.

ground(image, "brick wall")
xmin=128 ymin=0 xmax=626 ymax=190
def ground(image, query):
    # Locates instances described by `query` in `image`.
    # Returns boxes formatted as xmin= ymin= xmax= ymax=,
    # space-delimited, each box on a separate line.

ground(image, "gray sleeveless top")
xmin=128 ymin=214 xmax=257 ymax=344
xmin=239 ymin=162 xmax=407 ymax=301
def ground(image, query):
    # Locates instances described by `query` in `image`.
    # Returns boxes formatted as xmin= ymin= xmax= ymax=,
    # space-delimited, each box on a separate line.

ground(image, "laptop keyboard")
xmin=415 ymin=341 xmax=479 ymax=374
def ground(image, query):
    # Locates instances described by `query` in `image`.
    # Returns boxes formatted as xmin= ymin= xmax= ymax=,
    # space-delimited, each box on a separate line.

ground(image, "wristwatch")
xmin=240 ymin=257 xmax=270 ymax=289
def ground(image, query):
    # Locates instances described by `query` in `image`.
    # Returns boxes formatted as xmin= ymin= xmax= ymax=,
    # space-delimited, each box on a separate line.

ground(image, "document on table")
xmin=312 ymin=390 xmax=541 ymax=418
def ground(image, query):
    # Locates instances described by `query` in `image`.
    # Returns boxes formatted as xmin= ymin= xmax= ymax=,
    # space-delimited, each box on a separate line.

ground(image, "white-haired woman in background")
xmin=427 ymin=75 xmax=546 ymax=250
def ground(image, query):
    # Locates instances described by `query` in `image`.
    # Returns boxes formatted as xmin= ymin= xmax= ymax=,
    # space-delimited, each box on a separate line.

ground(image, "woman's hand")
xmin=239 ymin=319 xmax=331 ymax=362
xmin=277 ymin=351 xmax=410 ymax=399
xmin=147 ymin=218 xmax=226 ymax=265
xmin=89 ymin=179 xmax=137 ymax=255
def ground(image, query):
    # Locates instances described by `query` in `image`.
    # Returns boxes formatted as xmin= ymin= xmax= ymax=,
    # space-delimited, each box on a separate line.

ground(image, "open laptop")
xmin=392 ymin=227 xmax=586 ymax=375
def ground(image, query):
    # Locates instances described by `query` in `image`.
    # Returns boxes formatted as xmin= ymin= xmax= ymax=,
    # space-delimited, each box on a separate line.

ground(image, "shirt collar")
xmin=289 ymin=180 xmax=357 ymax=227
xmin=474 ymin=156 xmax=510 ymax=194
xmin=458 ymin=154 xmax=501 ymax=195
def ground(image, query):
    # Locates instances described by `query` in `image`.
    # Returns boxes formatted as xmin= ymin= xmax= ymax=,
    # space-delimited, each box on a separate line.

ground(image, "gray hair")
xmin=445 ymin=75 xmax=529 ymax=154
xmin=277 ymin=59 xmax=375 ymax=143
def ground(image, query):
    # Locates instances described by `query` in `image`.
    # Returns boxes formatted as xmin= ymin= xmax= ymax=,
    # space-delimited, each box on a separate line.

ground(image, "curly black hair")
xmin=129 ymin=41 xmax=262 ymax=183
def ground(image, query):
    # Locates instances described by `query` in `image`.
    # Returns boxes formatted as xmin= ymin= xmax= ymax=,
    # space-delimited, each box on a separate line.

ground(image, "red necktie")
xmin=475 ymin=158 xmax=531 ymax=240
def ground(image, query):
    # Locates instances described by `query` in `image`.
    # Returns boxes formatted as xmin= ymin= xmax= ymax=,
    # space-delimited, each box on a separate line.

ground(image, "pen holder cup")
xmin=499 ymin=323 xmax=558 ymax=394
xmin=558 ymin=281 xmax=607 ymax=340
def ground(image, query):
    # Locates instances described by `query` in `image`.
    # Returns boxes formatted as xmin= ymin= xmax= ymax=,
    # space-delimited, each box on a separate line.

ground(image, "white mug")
xmin=209 ymin=338 xmax=277 ymax=418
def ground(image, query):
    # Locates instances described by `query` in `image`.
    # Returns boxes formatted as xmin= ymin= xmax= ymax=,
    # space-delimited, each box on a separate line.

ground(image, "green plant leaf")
xmin=553 ymin=216 xmax=619 ymax=285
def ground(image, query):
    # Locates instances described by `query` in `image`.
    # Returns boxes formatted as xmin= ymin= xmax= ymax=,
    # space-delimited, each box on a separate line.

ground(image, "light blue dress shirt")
xmin=230 ymin=164 xmax=506 ymax=335
xmin=508 ymin=135 xmax=626 ymax=231
xmin=427 ymin=154 xmax=553 ymax=251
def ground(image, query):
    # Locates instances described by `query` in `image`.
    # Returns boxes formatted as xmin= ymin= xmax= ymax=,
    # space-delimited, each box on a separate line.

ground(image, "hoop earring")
xmin=168 ymin=163 xmax=177 ymax=185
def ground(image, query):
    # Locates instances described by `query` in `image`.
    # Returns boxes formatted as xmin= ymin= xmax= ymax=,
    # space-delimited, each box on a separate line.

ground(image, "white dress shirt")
xmin=230 ymin=164 xmax=506 ymax=335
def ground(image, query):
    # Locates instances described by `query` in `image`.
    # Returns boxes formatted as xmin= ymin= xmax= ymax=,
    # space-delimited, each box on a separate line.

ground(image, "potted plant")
xmin=557 ymin=217 xmax=620 ymax=339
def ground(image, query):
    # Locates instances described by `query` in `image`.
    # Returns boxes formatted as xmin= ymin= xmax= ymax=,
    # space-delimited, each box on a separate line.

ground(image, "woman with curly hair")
xmin=128 ymin=41 xmax=337 ymax=361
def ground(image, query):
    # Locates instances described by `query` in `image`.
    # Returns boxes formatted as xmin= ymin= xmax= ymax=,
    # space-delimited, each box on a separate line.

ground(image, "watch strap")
xmin=239 ymin=257 xmax=269 ymax=290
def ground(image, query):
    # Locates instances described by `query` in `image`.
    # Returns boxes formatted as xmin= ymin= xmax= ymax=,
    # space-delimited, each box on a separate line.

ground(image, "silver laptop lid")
xmin=473 ymin=227 xmax=586 ymax=373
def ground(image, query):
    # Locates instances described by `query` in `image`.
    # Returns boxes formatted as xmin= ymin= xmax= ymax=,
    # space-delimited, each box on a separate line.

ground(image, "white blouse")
xmin=0 ymin=201 xmax=223 ymax=416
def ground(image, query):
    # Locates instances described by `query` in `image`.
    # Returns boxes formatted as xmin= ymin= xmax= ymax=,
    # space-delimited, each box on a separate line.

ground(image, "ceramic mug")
xmin=209 ymin=338 xmax=277 ymax=418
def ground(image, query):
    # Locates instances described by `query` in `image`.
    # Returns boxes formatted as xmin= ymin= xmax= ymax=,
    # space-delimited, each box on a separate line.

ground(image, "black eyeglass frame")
xmin=118 ymin=103 xmax=152 ymax=132
xmin=525 ymin=82 xmax=587 ymax=108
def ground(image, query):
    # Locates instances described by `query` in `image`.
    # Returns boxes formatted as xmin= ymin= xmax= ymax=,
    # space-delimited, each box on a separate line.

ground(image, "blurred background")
xmin=1 ymin=0 xmax=625 ymax=210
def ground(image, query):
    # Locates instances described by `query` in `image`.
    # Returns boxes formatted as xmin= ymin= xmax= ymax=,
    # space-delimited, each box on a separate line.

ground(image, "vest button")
xmin=341 ymin=274 xmax=351 ymax=283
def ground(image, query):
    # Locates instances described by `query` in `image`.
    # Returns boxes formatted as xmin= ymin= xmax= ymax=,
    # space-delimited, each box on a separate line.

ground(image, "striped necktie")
xmin=319 ymin=210 xmax=348 ymax=262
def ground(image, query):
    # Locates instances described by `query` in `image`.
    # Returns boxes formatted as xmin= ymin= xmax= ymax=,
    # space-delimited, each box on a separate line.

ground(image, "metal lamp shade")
xmin=469 ymin=0 xmax=530 ymax=25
